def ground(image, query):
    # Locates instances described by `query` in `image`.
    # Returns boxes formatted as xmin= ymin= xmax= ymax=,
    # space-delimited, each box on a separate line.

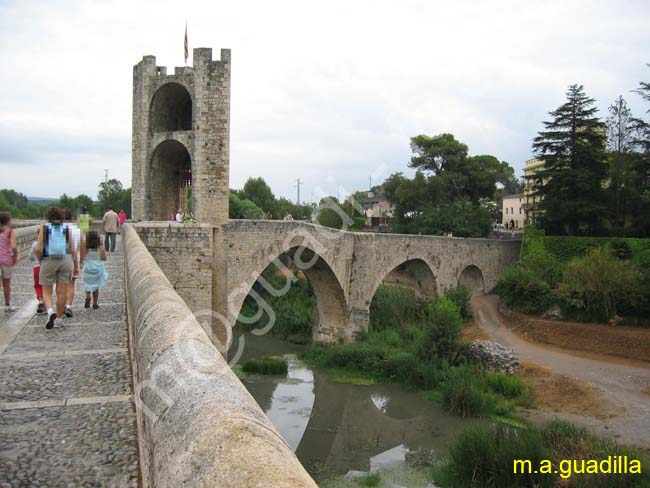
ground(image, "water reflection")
xmin=371 ymin=394 xmax=390 ymax=414
xmin=232 ymin=332 xmax=484 ymax=478
xmin=247 ymin=355 xmax=314 ymax=451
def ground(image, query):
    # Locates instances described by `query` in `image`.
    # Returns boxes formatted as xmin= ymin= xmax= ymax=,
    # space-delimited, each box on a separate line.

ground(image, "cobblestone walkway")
xmin=0 ymin=239 xmax=140 ymax=487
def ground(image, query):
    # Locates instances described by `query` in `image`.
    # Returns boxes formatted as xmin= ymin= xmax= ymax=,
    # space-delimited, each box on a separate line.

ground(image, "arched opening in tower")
xmin=149 ymin=140 xmax=192 ymax=220
xmin=458 ymin=265 xmax=485 ymax=296
xmin=367 ymin=258 xmax=437 ymax=333
xmin=150 ymin=82 xmax=192 ymax=132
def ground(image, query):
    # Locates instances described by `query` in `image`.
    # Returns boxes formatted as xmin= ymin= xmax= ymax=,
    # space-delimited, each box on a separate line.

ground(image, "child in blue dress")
xmin=80 ymin=231 xmax=108 ymax=309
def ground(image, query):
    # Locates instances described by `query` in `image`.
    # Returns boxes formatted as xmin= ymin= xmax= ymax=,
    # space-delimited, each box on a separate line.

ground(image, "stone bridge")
xmin=135 ymin=219 xmax=520 ymax=346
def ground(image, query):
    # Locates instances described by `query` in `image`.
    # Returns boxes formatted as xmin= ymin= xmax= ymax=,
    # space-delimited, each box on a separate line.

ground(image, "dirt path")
xmin=472 ymin=294 xmax=650 ymax=448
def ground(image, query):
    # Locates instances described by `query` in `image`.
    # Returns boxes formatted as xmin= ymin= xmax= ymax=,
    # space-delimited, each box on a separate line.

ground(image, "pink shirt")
xmin=0 ymin=228 xmax=15 ymax=266
xmin=118 ymin=211 xmax=127 ymax=225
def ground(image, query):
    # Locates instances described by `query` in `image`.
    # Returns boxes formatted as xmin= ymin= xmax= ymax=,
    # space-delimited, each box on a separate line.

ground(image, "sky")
xmin=1 ymin=0 xmax=649 ymax=203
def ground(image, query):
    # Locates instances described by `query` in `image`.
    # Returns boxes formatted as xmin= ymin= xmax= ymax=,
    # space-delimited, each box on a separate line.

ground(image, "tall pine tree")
xmin=529 ymin=84 xmax=607 ymax=235
xmin=606 ymin=95 xmax=636 ymax=228
xmin=630 ymin=65 xmax=650 ymax=235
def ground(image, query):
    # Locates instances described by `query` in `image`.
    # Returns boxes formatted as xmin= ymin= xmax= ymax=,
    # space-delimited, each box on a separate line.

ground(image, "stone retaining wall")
xmin=122 ymin=224 xmax=317 ymax=487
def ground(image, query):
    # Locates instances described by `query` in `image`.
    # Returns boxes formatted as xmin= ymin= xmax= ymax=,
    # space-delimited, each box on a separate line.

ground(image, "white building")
xmin=502 ymin=193 xmax=525 ymax=230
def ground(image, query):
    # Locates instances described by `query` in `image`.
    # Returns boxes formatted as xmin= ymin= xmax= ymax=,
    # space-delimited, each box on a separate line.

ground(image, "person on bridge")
xmin=80 ymin=230 xmax=108 ymax=310
xmin=77 ymin=205 xmax=91 ymax=233
xmin=102 ymin=207 xmax=119 ymax=252
xmin=28 ymin=230 xmax=45 ymax=314
xmin=118 ymin=209 xmax=127 ymax=229
xmin=63 ymin=208 xmax=81 ymax=318
xmin=0 ymin=212 xmax=18 ymax=313
xmin=36 ymin=207 xmax=77 ymax=329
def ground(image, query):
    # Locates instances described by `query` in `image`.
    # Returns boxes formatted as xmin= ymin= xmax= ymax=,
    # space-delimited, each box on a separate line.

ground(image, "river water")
xmin=230 ymin=332 xmax=482 ymax=480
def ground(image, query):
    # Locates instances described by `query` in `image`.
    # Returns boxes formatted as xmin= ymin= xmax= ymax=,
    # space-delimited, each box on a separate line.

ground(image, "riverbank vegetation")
xmin=242 ymin=356 xmax=288 ymax=375
xmin=301 ymin=285 xmax=532 ymax=419
xmin=431 ymin=419 xmax=650 ymax=488
xmin=498 ymin=229 xmax=650 ymax=324
xmin=237 ymin=265 xmax=315 ymax=345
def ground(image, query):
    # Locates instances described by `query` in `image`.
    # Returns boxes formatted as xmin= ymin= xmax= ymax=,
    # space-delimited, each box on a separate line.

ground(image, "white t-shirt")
xmin=176 ymin=212 xmax=183 ymax=223
xmin=28 ymin=241 xmax=40 ymax=268
xmin=67 ymin=223 xmax=81 ymax=265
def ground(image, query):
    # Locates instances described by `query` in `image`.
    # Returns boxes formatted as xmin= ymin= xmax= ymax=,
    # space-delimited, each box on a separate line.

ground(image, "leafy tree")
xmin=240 ymin=177 xmax=277 ymax=217
xmin=409 ymin=134 xmax=514 ymax=202
xmin=275 ymin=197 xmax=314 ymax=221
xmin=557 ymin=247 xmax=640 ymax=321
xmin=316 ymin=197 xmax=348 ymax=229
xmin=529 ymin=84 xmax=608 ymax=235
xmin=0 ymin=189 xmax=28 ymax=208
xmin=229 ymin=191 xmax=264 ymax=219
xmin=97 ymin=179 xmax=131 ymax=215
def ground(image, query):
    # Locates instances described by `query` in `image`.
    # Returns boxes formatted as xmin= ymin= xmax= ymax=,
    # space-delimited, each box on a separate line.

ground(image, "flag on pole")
xmin=184 ymin=21 xmax=189 ymax=65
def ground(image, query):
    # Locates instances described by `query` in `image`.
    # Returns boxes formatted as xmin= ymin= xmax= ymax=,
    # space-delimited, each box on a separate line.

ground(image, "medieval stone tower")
xmin=131 ymin=47 xmax=231 ymax=225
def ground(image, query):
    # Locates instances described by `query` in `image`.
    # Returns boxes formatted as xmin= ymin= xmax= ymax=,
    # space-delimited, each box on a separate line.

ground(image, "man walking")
xmin=102 ymin=207 xmax=119 ymax=252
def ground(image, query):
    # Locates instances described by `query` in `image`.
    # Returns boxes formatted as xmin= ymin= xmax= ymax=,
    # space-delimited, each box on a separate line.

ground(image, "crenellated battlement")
xmin=133 ymin=48 xmax=231 ymax=81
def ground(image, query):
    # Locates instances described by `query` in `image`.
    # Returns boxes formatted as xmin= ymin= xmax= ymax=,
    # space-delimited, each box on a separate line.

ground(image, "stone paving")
xmin=0 ymin=238 xmax=140 ymax=487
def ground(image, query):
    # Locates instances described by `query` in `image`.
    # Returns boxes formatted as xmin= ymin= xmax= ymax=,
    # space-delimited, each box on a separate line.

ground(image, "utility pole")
xmin=295 ymin=178 xmax=301 ymax=205
xmin=369 ymin=175 xmax=372 ymax=191
xmin=104 ymin=169 xmax=109 ymax=183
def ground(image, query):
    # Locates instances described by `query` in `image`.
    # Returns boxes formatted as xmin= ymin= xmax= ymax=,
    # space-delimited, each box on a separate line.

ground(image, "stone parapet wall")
xmin=131 ymin=222 xmax=213 ymax=315
xmin=13 ymin=224 xmax=41 ymax=260
xmin=121 ymin=224 xmax=317 ymax=488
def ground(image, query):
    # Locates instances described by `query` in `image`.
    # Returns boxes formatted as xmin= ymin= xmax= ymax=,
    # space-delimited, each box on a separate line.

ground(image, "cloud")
xmin=1 ymin=0 xmax=649 ymax=200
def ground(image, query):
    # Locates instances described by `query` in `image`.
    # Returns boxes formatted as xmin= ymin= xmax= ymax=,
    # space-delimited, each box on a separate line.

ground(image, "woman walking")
xmin=0 ymin=212 xmax=18 ymax=313
xmin=80 ymin=231 xmax=108 ymax=309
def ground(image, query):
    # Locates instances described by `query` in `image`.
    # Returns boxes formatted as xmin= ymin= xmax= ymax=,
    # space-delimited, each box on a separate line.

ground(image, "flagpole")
xmin=184 ymin=20 xmax=188 ymax=66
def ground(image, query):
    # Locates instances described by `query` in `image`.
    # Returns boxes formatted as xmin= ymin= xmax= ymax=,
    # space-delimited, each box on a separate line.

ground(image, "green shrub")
xmin=382 ymin=351 xmax=419 ymax=383
xmin=496 ymin=266 xmax=553 ymax=314
xmin=608 ymin=239 xmax=633 ymax=260
xmin=425 ymin=298 xmax=463 ymax=362
xmin=444 ymin=285 xmax=472 ymax=320
xmin=485 ymin=372 xmax=531 ymax=403
xmin=242 ymin=356 xmax=288 ymax=375
xmin=557 ymin=247 xmax=640 ymax=321
xmin=440 ymin=365 xmax=532 ymax=417
xmin=519 ymin=240 xmax=562 ymax=287
xmin=540 ymin=419 xmax=650 ymax=487
xmin=443 ymin=424 xmax=553 ymax=488
xmin=357 ymin=473 xmax=381 ymax=486
xmin=437 ymin=420 xmax=650 ymax=488
xmin=237 ymin=272 xmax=315 ymax=344
xmin=635 ymin=249 xmax=650 ymax=277
xmin=369 ymin=285 xmax=427 ymax=331
xmin=441 ymin=367 xmax=495 ymax=417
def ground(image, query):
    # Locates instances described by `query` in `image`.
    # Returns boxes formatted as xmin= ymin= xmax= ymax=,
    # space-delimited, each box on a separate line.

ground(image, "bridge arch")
xmin=150 ymin=82 xmax=192 ymax=132
xmin=367 ymin=257 xmax=438 ymax=308
xmin=458 ymin=264 xmax=485 ymax=296
xmin=232 ymin=245 xmax=349 ymax=343
xmin=148 ymin=139 xmax=192 ymax=220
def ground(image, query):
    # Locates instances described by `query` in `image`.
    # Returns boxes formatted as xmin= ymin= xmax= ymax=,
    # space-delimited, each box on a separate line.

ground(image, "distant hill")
xmin=27 ymin=197 xmax=58 ymax=205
